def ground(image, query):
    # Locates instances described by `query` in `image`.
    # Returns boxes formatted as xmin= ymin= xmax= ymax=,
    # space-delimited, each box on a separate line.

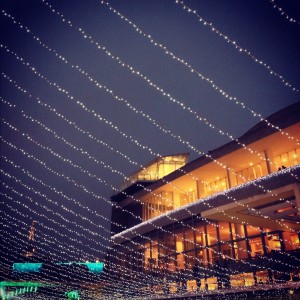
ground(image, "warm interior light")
xmin=276 ymin=206 xmax=293 ymax=213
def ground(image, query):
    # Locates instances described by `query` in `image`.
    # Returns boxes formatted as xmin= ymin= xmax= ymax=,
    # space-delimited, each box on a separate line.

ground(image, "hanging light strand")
xmin=267 ymin=0 xmax=300 ymax=25
xmin=1 ymin=46 xmax=299 ymax=221
xmin=1 ymin=131 xmax=298 ymax=277
xmin=1 ymin=90 xmax=298 ymax=268
xmin=175 ymin=0 xmax=299 ymax=89
xmin=30 ymin=5 xmax=300 ymax=146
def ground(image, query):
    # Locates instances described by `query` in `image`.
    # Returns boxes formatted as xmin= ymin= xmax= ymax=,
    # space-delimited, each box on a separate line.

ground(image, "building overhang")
xmin=113 ymin=103 xmax=300 ymax=208
xmin=110 ymin=181 xmax=157 ymax=203
xmin=111 ymin=165 xmax=300 ymax=245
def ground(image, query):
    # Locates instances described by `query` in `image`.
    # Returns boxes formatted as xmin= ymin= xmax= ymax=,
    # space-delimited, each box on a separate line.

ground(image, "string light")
xmin=1 ymin=132 xmax=298 ymax=288
xmin=3 ymin=65 xmax=296 ymax=234
xmin=1 ymin=158 xmax=298 ymax=296
xmin=1 ymin=86 xmax=298 ymax=276
xmin=1 ymin=64 xmax=298 ymax=290
xmin=3 ymin=131 xmax=298 ymax=290
xmin=1 ymin=186 xmax=162 ymax=292
xmin=6 ymin=5 xmax=300 ymax=148
xmin=1 ymin=180 xmax=112 ymax=257
xmin=175 ymin=0 xmax=299 ymax=91
xmin=1 ymin=50 xmax=299 ymax=230
xmin=0 ymin=212 xmax=292 ymax=298
xmin=2 ymin=9 xmax=299 ymax=176
xmin=1 ymin=7 xmax=299 ymax=297
xmin=95 ymin=1 xmax=300 ymax=124
xmin=2 ymin=108 xmax=297 ymax=242
xmin=0 ymin=223 xmax=133 ymax=300
xmin=1 ymin=47 xmax=298 ymax=243
xmin=1 ymin=202 xmax=183 ymax=297
xmin=3 ymin=0 xmax=298 ymax=234
xmin=267 ymin=0 xmax=300 ymax=24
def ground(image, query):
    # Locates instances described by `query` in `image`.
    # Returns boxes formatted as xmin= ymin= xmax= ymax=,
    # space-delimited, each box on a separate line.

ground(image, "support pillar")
xmin=263 ymin=150 xmax=272 ymax=174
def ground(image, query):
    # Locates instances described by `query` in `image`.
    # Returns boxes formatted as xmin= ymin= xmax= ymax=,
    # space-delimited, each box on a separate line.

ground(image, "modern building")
xmin=109 ymin=102 xmax=300 ymax=295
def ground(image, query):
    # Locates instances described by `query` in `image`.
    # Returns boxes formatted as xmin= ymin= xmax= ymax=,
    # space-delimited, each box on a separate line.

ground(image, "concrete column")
xmin=294 ymin=184 xmax=300 ymax=243
xmin=196 ymin=180 xmax=205 ymax=199
xmin=294 ymin=183 xmax=300 ymax=210
xmin=196 ymin=180 xmax=200 ymax=199
xmin=226 ymin=167 xmax=232 ymax=188
xmin=263 ymin=150 xmax=272 ymax=174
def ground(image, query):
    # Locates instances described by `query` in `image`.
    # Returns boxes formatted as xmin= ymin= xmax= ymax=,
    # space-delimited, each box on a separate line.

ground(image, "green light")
xmin=84 ymin=262 xmax=104 ymax=273
xmin=57 ymin=261 xmax=104 ymax=273
xmin=0 ymin=281 xmax=47 ymax=300
xmin=12 ymin=261 xmax=104 ymax=274
xmin=66 ymin=290 xmax=80 ymax=299
xmin=0 ymin=281 xmax=48 ymax=287
xmin=13 ymin=263 xmax=42 ymax=273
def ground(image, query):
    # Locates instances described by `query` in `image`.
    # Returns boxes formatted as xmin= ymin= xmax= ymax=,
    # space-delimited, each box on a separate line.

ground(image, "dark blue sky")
xmin=1 ymin=0 xmax=299 ymax=261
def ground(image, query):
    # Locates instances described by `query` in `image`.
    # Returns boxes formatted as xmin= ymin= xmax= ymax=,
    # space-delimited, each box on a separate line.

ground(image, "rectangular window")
xmin=208 ymin=246 xmax=219 ymax=264
xmin=246 ymin=225 xmax=261 ymax=236
xmin=206 ymin=223 xmax=218 ymax=245
xmin=282 ymin=232 xmax=300 ymax=251
xmin=273 ymin=147 xmax=300 ymax=169
xmin=249 ymin=237 xmax=263 ymax=258
xmin=204 ymin=177 xmax=228 ymax=196
xmin=195 ymin=225 xmax=206 ymax=248
xmin=197 ymin=248 xmax=208 ymax=266
xmin=176 ymin=231 xmax=186 ymax=269
xmin=232 ymin=223 xmax=245 ymax=239
xmin=185 ymin=228 xmax=195 ymax=252
xmin=221 ymin=243 xmax=233 ymax=259
xmin=234 ymin=240 xmax=248 ymax=260
xmin=180 ymin=191 xmax=196 ymax=206
xmin=219 ymin=222 xmax=231 ymax=242
xmin=144 ymin=242 xmax=151 ymax=270
xmin=185 ymin=251 xmax=196 ymax=270
xmin=152 ymin=241 xmax=159 ymax=268
xmin=264 ymin=234 xmax=281 ymax=253
xmin=167 ymin=256 xmax=176 ymax=272
xmin=235 ymin=162 xmax=266 ymax=185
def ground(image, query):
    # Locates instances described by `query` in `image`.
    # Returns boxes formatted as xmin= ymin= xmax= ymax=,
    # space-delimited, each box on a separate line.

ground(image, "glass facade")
xmin=121 ymin=154 xmax=189 ymax=190
xmin=138 ymin=147 xmax=300 ymax=222
xmin=110 ymin=119 xmax=300 ymax=295
xmin=110 ymin=216 xmax=300 ymax=292
xmin=273 ymin=148 xmax=300 ymax=170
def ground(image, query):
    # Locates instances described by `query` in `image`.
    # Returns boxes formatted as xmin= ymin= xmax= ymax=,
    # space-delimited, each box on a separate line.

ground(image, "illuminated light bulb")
xmin=266 ymin=0 xmax=299 ymax=24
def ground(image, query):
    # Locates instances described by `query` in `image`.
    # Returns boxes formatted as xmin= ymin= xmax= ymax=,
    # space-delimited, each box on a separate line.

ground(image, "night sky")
xmin=1 ymin=0 xmax=299 ymax=263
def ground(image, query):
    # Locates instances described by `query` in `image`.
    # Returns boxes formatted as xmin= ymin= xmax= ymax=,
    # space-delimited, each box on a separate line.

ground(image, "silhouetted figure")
xmin=181 ymin=269 xmax=187 ymax=292
xmin=176 ymin=269 xmax=186 ymax=293
xmin=214 ymin=261 xmax=222 ymax=289
xmin=163 ymin=275 xmax=169 ymax=295
xmin=176 ymin=270 xmax=181 ymax=292
xmin=254 ymin=272 xmax=258 ymax=285
xmin=193 ymin=262 xmax=201 ymax=291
